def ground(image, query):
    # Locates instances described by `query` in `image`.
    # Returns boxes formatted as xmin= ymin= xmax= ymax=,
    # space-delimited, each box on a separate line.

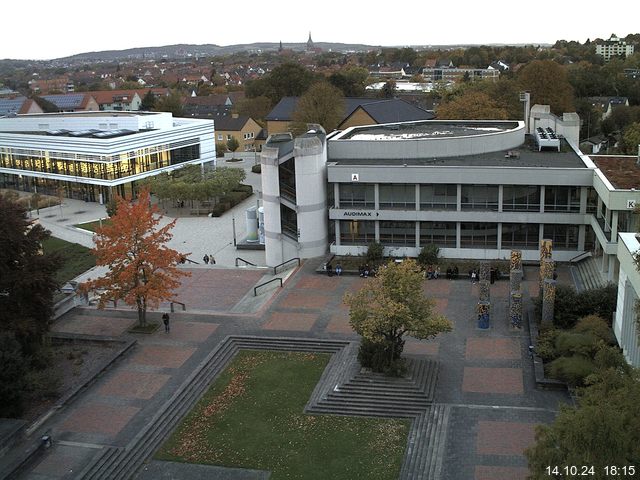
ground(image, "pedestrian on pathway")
xmin=162 ymin=313 xmax=170 ymax=333
xmin=210 ymin=254 xmax=216 ymax=265
xmin=203 ymin=254 xmax=210 ymax=264
xmin=335 ymin=263 xmax=342 ymax=276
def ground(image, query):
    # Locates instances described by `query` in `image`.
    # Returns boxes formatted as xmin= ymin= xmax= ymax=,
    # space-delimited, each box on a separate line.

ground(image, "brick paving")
xmin=23 ymin=262 xmax=573 ymax=480
xmin=99 ymin=371 xmax=171 ymax=399
xmin=60 ymin=403 xmax=140 ymax=437
xmin=476 ymin=421 xmax=537 ymax=456
xmin=462 ymin=367 xmax=524 ymax=394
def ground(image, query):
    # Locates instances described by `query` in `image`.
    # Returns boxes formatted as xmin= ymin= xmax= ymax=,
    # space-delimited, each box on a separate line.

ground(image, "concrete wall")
xmin=260 ymin=145 xmax=284 ymax=266
xmin=529 ymin=105 xmax=580 ymax=147
xmin=615 ymin=232 xmax=640 ymax=366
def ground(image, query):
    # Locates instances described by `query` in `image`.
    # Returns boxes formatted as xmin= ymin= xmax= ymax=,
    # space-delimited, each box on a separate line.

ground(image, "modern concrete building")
xmin=259 ymin=106 xmax=640 ymax=276
xmin=0 ymin=111 xmax=215 ymax=202
xmin=614 ymin=232 xmax=640 ymax=367
xmin=596 ymin=35 xmax=635 ymax=62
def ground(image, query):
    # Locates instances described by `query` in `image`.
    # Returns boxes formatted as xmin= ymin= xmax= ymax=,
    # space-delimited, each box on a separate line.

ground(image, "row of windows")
xmin=0 ymin=145 xmax=200 ymax=181
xmin=339 ymin=220 xmax=580 ymax=249
xmin=337 ymin=184 xmax=585 ymax=212
xmin=216 ymin=132 xmax=255 ymax=141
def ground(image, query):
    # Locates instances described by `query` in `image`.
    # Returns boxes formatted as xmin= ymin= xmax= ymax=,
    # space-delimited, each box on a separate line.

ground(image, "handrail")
xmin=569 ymin=251 xmax=592 ymax=263
xmin=236 ymin=257 xmax=257 ymax=267
xmin=170 ymin=301 xmax=186 ymax=312
xmin=254 ymin=277 xmax=283 ymax=296
xmin=183 ymin=257 xmax=199 ymax=265
xmin=273 ymin=257 xmax=301 ymax=275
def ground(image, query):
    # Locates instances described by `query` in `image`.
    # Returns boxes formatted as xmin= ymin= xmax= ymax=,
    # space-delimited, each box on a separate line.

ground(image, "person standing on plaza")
xmin=162 ymin=313 xmax=170 ymax=333
xmin=203 ymin=254 xmax=209 ymax=264
xmin=335 ymin=263 xmax=342 ymax=276
xmin=210 ymin=255 xmax=216 ymax=265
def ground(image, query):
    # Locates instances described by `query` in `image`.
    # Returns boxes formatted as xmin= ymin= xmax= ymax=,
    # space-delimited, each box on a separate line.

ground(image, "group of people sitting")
xmin=326 ymin=262 xmax=343 ymax=277
xmin=426 ymin=265 xmax=461 ymax=280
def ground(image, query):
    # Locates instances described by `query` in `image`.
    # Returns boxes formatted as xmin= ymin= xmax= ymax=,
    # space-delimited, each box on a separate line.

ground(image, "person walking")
xmin=203 ymin=254 xmax=209 ymax=264
xmin=335 ymin=263 xmax=342 ymax=276
xmin=210 ymin=255 xmax=216 ymax=265
xmin=162 ymin=313 xmax=170 ymax=333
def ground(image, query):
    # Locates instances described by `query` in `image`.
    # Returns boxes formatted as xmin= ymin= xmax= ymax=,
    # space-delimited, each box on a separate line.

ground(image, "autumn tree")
xmin=245 ymin=63 xmax=315 ymax=105
xmin=82 ymin=188 xmax=189 ymax=327
xmin=154 ymin=89 xmax=184 ymax=117
xmin=621 ymin=122 xmax=640 ymax=154
xmin=518 ymin=60 xmax=575 ymax=115
xmin=329 ymin=66 xmax=370 ymax=97
xmin=139 ymin=89 xmax=156 ymax=111
xmin=437 ymin=90 xmax=509 ymax=120
xmin=226 ymin=136 xmax=240 ymax=153
xmin=344 ymin=259 xmax=453 ymax=374
xmin=292 ymin=81 xmax=345 ymax=134
xmin=379 ymin=80 xmax=397 ymax=99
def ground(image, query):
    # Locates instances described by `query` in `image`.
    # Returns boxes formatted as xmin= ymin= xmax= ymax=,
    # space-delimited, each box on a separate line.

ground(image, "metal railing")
xmin=273 ymin=257 xmax=301 ymax=275
xmin=235 ymin=257 xmax=257 ymax=267
xmin=254 ymin=277 xmax=283 ymax=296
xmin=170 ymin=301 xmax=186 ymax=312
xmin=569 ymin=251 xmax=593 ymax=263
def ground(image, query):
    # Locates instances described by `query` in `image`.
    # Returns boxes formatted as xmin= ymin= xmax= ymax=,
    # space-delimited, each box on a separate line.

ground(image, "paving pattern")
xmin=17 ymin=262 xmax=572 ymax=480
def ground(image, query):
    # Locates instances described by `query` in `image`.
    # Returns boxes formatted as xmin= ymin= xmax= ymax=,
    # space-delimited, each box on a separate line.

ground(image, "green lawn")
xmin=41 ymin=237 xmax=96 ymax=285
xmin=157 ymin=350 xmax=410 ymax=480
xmin=74 ymin=219 xmax=110 ymax=233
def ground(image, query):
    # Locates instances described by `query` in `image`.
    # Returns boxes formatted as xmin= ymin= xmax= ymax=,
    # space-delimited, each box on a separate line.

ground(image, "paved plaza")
xmin=8 ymin=172 xmax=571 ymax=479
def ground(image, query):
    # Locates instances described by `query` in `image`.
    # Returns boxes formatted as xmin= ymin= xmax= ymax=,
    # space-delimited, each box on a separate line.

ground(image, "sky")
xmin=2 ymin=0 xmax=638 ymax=60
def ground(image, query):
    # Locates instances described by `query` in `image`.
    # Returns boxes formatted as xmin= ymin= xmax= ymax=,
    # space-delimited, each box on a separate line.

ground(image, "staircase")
xmin=571 ymin=256 xmax=608 ymax=292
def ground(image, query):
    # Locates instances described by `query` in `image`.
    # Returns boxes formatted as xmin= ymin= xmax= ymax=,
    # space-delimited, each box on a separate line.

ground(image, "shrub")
xmin=365 ymin=242 xmax=384 ymax=264
xmin=593 ymin=345 xmax=630 ymax=373
xmin=535 ymin=327 xmax=559 ymax=362
xmin=252 ymin=164 xmax=262 ymax=174
xmin=547 ymin=355 xmax=596 ymax=387
xmin=417 ymin=244 xmax=439 ymax=267
xmin=24 ymin=368 xmax=62 ymax=400
xmin=576 ymin=284 xmax=617 ymax=326
xmin=551 ymin=284 xmax=580 ymax=328
xmin=573 ymin=315 xmax=615 ymax=344
xmin=554 ymin=331 xmax=602 ymax=358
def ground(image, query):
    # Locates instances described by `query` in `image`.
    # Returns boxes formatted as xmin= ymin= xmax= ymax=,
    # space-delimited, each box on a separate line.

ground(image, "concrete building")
xmin=0 ymin=111 xmax=215 ymax=202
xmin=614 ymin=232 xmax=640 ymax=367
xmin=259 ymin=107 xmax=640 ymax=276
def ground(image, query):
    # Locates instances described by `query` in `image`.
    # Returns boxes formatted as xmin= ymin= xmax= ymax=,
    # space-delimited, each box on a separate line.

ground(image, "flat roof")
xmin=337 ymin=120 xmax=520 ymax=141
xmin=14 ymin=111 xmax=158 ymax=118
xmin=591 ymin=155 xmax=640 ymax=189
xmin=329 ymin=136 xmax=586 ymax=168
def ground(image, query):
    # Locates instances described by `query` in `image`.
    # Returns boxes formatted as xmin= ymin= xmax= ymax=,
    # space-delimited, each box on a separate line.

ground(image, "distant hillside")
xmin=57 ymin=42 xmax=378 ymax=62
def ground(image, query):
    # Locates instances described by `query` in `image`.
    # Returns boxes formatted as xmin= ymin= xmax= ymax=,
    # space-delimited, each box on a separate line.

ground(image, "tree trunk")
xmin=136 ymin=297 xmax=146 ymax=327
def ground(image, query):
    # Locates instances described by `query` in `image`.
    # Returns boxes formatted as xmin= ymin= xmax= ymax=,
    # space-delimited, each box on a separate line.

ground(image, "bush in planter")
xmin=252 ymin=164 xmax=261 ymax=174
xmin=573 ymin=315 xmax=615 ymax=344
xmin=554 ymin=331 xmax=602 ymax=358
xmin=365 ymin=242 xmax=384 ymax=265
xmin=535 ymin=327 xmax=559 ymax=362
xmin=358 ymin=337 xmax=407 ymax=376
xmin=547 ymin=355 xmax=596 ymax=387
xmin=417 ymin=244 xmax=439 ymax=267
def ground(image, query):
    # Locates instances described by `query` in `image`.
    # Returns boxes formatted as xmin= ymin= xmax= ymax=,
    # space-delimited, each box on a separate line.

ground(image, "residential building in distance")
xmin=215 ymin=114 xmax=263 ymax=152
xmin=28 ymin=76 xmax=74 ymax=94
xmin=587 ymin=96 xmax=630 ymax=119
xmin=595 ymin=35 xmax=635 ymax=62
xmin=0 ymin=111 xmax=215 ymax=202
xmin=265 ymin=97 xmax=434 ymax=135
xmin=41 ymin=93 xmax=99 ymax=112
xmin=421 ymin=66 xmax=500 ymax=83
xmin=0 ymin=96 xmax=43 ymax=116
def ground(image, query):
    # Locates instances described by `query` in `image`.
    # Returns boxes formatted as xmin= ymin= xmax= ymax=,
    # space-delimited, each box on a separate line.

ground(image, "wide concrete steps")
xmin=573 ymin=256 xmax=608 ymax=292
xmin=76 ymin=336 xmax=349 ymax=480
xmin=399 ymin=404 xmax=451 ymax=480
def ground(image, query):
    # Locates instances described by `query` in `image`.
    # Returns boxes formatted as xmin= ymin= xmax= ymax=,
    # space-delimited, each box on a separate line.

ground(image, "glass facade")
xmin=380 ymin=221 xmax=415 ymax=246
xmin=379 ymin=184 xmax=415 ymax=209
xmin=420 ymin=184 xmax=457 ymax=210
xmin=460 ymin=222 xmax=498 ymax=248
xmin=278 ymin=158 xmax=296 ymax=202
xmin=544 ymin=224 xmax=579 ymax=249
xmin=461 ymin=185 xmax=499 ymax=211
xmin=339 ymin=184 xmax=374 ymax=209
xmin=502 ymin=185 xmax=540 ymax=211
xmin=340 ymin=220 xmax=375 ymax=245
xmin=502 ymin=223 xmax=540 ymax=248
xmin=419 ymin=221 xmax=456 ymax=247
xmin=0 ymin=143 xmax=200 ymax=182
xmin=280 ymin=204 xmax=298 ymax=239
xmin=545 ymin=186 xmax=580 ymax=212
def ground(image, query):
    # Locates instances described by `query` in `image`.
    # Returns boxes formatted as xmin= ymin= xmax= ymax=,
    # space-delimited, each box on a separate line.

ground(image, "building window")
xmin=502 ymin=185 xmax=540 ymax=211
xmin=460 ymin=223 xmax=498 ymax=248
xmin=420 ymin=184 xmax=457 ymax=210
xmin=380 ymin=221 xmax=415 ymax=246
xmin=543 ymin=224 xmax=579 ymax=249
xmin=379 ymin=184 xmax=415 ymax=210
xmin=502 ymin=223 xmax=539 ymax=249
xmin=544 ymin=186 xmax=580 ymax=212
xmin=217 ymin=134 xmax=223 ymax=141
xmin=461 ymin=185 xmax=498 ymax=211
xmin=419 ymin=221 xmax=456 ymax=247
xmin=281 ymin=204 xmax=298 ymax=240
xmin=227 ymin=134 xmax=232 ymax=141
xmin=339 ymin=184 xmax=374 ymax=209
xmin=340 ymin=220 xmax=375 ymax=245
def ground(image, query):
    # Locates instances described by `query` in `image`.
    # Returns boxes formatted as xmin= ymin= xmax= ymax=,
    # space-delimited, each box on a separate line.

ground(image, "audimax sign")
xmin=342 ymin=211 xmax=379 ymax=218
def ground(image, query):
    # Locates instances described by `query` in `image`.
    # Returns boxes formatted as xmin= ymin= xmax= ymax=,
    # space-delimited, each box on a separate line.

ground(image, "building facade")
xmin=595 ymin=35 xmax=635 ymax=62
xmin=0 ymin=111 xmax=215 ymax=202
xmin=614 ymin=232 xmax=640 ymax=367
xmin=260 ymin=110 xmax=640 ymax=274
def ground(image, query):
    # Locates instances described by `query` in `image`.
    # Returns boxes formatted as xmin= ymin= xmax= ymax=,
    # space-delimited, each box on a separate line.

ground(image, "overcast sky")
xmin=3 ymin=0 xmax=638 ymax=60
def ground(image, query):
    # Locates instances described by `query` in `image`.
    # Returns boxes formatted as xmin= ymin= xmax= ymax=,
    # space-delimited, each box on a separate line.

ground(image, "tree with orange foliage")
xmin=82 ymin=188 xmax=189 ymax=327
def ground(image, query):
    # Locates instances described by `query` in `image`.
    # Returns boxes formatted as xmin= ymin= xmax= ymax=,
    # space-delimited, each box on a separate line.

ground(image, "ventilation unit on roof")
xmin=535 ymin=127 xmax=560 ymax=152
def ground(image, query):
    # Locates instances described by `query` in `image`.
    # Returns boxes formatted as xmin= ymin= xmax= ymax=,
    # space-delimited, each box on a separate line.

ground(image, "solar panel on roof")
xmin=42 ymin=94 xmax=85 ymax=109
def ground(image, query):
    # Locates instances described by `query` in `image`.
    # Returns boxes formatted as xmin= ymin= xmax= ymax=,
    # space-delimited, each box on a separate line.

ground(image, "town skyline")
xmin=3 ymin=0 xmax=639 ymax=61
